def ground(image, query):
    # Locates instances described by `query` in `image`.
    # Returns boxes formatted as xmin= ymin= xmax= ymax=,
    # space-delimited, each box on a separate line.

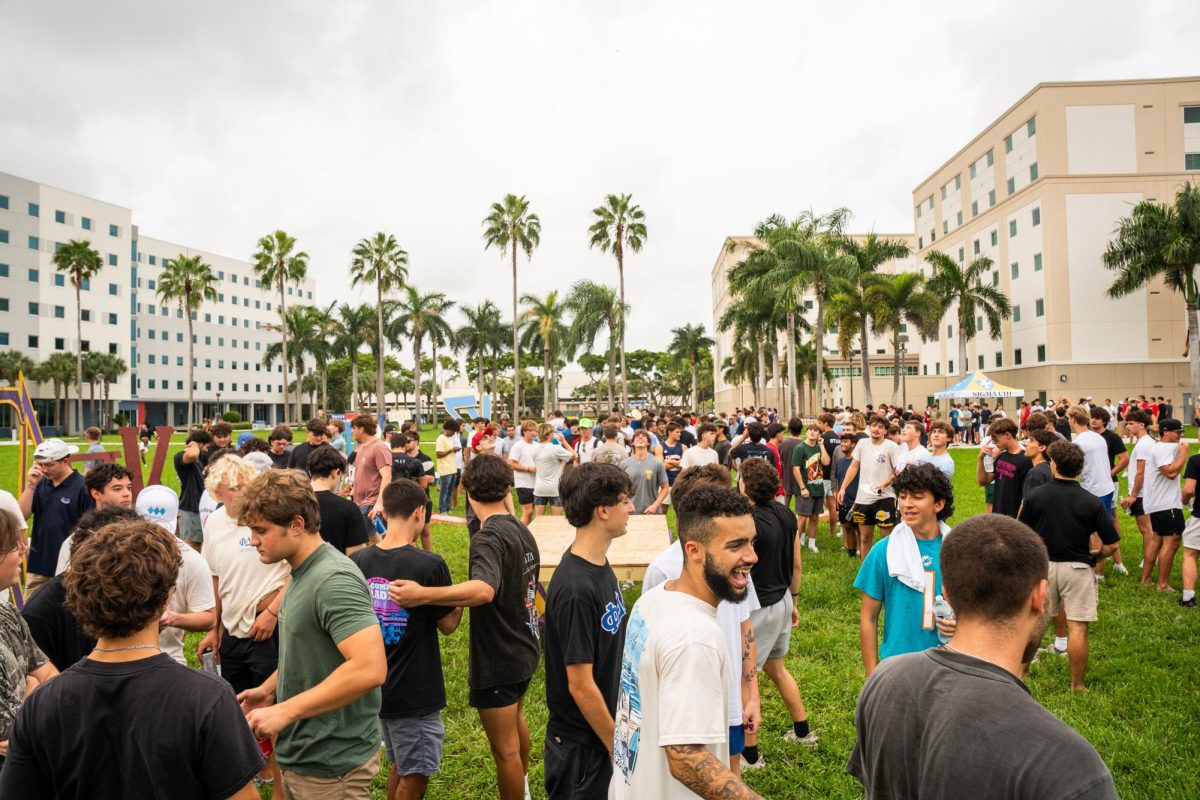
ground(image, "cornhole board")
xmin=529 ymin=514 xmax=673 ymax=584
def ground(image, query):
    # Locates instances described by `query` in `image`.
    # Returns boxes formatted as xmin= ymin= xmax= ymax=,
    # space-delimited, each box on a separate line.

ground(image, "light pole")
xmin=898 ymin=335 xmax=909 ymax=410
xmin=216 ymin=391 xmax=222 ymax=421
xmin=849 ymin=349 xmax=861 ymax=410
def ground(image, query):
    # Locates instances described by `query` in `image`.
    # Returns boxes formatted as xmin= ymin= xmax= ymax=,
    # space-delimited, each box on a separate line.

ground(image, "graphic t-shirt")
xmin=544 ymin=551 xmax=627 ymax=750
xmin=851 ymin=439 xmax=901 ymax=504
xmin=728 ymin=441 xmax=779 ymax=471
xmin=991 ymin=451 xmax=1033 ymax=517
xmin=610 ymin=585 xmax=728 ymax=800
xmin=853 ymin=531 xmax=944 ymax=660
xmin=619 ymin=454 xmax=668 ymax=514
xmin=350 ymin=545 xmax=454 ymax=717
xmin=468 ymin=514 xmax=541 ymax=690
xmin=0 ymin=603 xmax=48 ymax=741
xmin=791 ymin=442 xmax=826 ymax=497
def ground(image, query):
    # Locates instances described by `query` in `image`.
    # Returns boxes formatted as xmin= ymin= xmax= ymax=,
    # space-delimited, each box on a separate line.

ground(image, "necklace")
xmin=92 ymin=644 xmax=160 ymax=653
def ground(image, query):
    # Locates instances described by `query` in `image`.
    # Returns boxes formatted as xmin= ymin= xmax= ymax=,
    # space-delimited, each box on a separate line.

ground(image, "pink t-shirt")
xmin=352 ymin=438 xmax=391 ymax=506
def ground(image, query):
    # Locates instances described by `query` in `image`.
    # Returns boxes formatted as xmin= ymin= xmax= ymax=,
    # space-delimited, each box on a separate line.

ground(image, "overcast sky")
xmin=3 ymin=1 xmax=1198 ymax=358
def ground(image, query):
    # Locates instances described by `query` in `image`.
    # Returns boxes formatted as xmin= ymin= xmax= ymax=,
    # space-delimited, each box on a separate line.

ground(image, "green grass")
xmin=6 ymin=442 xmax=1198 ymax=798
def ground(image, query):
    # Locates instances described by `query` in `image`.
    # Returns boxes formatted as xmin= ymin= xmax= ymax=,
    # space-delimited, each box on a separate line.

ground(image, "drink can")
xmin=201 ymin=650 xmax=218 ymax=675
xmin=258 ymin=737 xmax=274 ymax=758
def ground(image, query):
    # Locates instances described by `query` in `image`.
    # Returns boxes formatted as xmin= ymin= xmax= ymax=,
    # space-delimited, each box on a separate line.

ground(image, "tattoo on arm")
xmin=664 ymin=744 xmax=763 ymax=799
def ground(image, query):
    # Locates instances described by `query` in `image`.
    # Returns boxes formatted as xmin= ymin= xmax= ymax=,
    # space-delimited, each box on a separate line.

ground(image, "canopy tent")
xmin=934 ymin=371 xmax=1025 ymax=400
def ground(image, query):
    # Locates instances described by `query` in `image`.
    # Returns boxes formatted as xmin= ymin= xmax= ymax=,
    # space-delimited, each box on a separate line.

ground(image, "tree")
xmin=52 ymin=240 xmax=104 ymax=432
xmin=669 ymin=324 xmax=716 ymax=411
xmin=520 ymin=291 xmax=572 ymax=413
xmin=718 ymin=295 xmax=780 ymax=409
xmin=81 ymin=351 xmax=106 ymax=432
xmin=1104 ymin=184 xmax=1200 ymax=407
xmin=456 ymin=301 xmax=505 ymax=415
xmin=332 ymin=303 xmax=375 ymax=412
xmin=483 ymin=194 xmax=541 ymax=417
xmin=588 ymin=193 xmax=646 ymax=411
xmin=351 ymin=232 xmax=409 ymax=424
xmin=97 ymin=353 xmax=128 ymax=428
xmin=866 ymin=272 xmax=941 ymax=405
xmin=252 ymin=230 xmax=309 ymax=423
xmin=426 ymin=295 xmax=456 ymax=418
xmin=156 ymin=253 xmax=217 ymax=428
xmin=0 ymin=351 xmax=35 ymax=385
xmin=926 ymin=252 xmax=1012 ymax=378
xmin=566 ymin=280 xmax=626 ymax=414
xmin=264 ymin=306 xmax=325 ymax=419
xmin=35 ymin=353 xmax=78 ymax=430
xmin=392 ymin=286 xmax=453 ymax=425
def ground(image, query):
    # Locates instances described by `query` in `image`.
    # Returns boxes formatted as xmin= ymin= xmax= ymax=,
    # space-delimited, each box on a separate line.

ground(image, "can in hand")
xmin=258 ymin=737 xmax=274 ymax=758
xmin=200 ymin=650 xmax=219 ymax=676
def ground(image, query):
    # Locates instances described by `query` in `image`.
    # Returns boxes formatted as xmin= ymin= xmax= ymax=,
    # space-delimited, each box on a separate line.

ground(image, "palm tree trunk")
xmin=477 ymin=345 xmax=486 ymax=417
xmin=279 ymin=278 xmax=290 ymax=425
xmin=815 ymin=287 xmax=827 ymax=411
xmin=187 ymin=307 xmax=195 ymax=428
xmin=606 ymin=333 xmax=617 ymax=414
xmin=54 ymin=382 xmax=62 ymax=431
xmin=755 ymin=339 xmax=766 ymax=408
xmin=320 ymin=368 xmax=328 ymax=416
xmin=786 ymin=308 xmax=798 ymax=419
xmin=616 ymin=244 xmax=630 ymax=411
xmin=859 ymin=313 xmax=874 ymax=407
xmin=350 ymin=355 xmax=359 ymax=412
xmin=432 ymin=342 xmax=440 ymax=419
xmin=1188 ymin=299 xmax=1200 ymax=420
xmin=690 ymin=358 xmax=699 ymax=411
xmin=376 ymin=282 xmax=386 ymax=430
xmin=413 ymin=336 xmax=423 ymax=426
xmin=891 ymin=330 xmax=901 ymax=406
xmin=542 ymin=347 xmax=551 ymax=415
xmin=959 ymin=307 xmax=970 ymax=378
xmin=75 ymin=282 xmax=83 ymax=433
xmin=511 ymin=244 xmax=521 ymax=417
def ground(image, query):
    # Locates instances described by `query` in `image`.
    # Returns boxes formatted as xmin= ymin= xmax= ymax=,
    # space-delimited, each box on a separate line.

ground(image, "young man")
xmin=1179 ymin=451 xmax=1200 ymax=608
xmin=0 ymin=517 xmax=263 ymax=800
xmin=83 ymin=462 xmax=134 ymax=508
xmin=714 ymin=422 xmax=733 ymax=467
xmin=351 ymin=414 xmax=393 ymax=528
xmin=848 ymin=514 xmax=1117 ymax=799
xmin=1068 ymin=405 xmax=1116 ymax=516
xmin=778 ymin=418 xmax=805 ymax=510
xmin=267 ymin=425 xmax=293 ymax=469
xmin=1018 ymin=442 xmax=1120 ymax=690
xmin=836 ymin=416 xmax=902 ymax=559
xmin=389 ymin=455 xmax=541 ymax=800
xmin=210 ymin=421 xmax=234 ymax=452
xmin=1118 ymin=408 xmax=1158 ymax=583
xmin=543 ymin=463 xmax=633 ymax=799
xmin=610 ymin=486 xmax=763 ymax=800
xmin=169 ymin=429 xmax=212 ymax=552
xmin=18 ymin=438 xmax=94 ymax=596
xmin=507 ymin=420 xmax=540 ymax=524
xmin=309 ymin=444 xmax=371 ymax=555
xmin=391 ymin=432 xmax=436 ymax=548
xmin=351 ymin=479 xmax=463 ymax=800
xmin=573 ymin=418 xmax=600 ymax=465
xmin=434 ymin=419 xmax=462 ymax=515
xmin=1141 ymin=418 xmax=1189 ymax=592
xmin=532 ymin=423 xmax=575 ymax=517
xmin=657 ymin=423 xmax=688 ymax=492
xmin=855 ymin=463 xmax=955 ymax=676
xmin=680 ymin=422 xmax=720 ymax=470
xmin=791 ymin=425 xmax=829 ymax=554
xmin=1091 ymin=406 xmax=1130 ymax=577
xmin=833 ymin=433 xmax=862 ymax=556
xmin=925 ymin=420 xmax=955 ymax=479
xmin=976 ymin=418 xmax=1032 ymax=518
xmin=815 ymin=413 xmax=842 ymax=535
xmin=236 ymin=470 xmax=387 ymax=797
xmin=729 ymin=423 xmax=781 ymax=473
xmin=82 ymin=427 xmax=105 ymax=469
xmin=287 ymin=418 xmax=329 ymax=473
xmin=1023 ymin=429 xmax=1058 ymax=498
xmin=619 ymin=430 xmax=670 ymax=515
xmin=896 ymin=420 xmax=930 ymax=471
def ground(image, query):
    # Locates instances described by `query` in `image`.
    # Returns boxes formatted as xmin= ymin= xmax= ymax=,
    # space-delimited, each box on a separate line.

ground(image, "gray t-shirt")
xmin=619 ymin=454 xmax=668 ymax=513
xmin=848 ymin=649 xmax=1116 ymax=800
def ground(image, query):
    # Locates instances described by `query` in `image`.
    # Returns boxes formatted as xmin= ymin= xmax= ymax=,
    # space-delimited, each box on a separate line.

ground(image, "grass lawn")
xmin=3 ymin=441 xmax=1198 ymax=798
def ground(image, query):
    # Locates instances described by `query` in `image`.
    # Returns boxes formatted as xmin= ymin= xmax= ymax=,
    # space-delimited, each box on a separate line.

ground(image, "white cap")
xmin=243 ymin=452 xmax=274 ymax=472
xmin=136 ymin=485 xmax=179 ymax=534
xmin=34 ymin=438 xmax=79 ymax=461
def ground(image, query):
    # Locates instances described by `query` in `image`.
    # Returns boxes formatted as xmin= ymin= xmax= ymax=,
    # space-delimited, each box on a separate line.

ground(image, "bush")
xmin=113 ymin=412 xmax=129 ymax=427
xmin=222 ymin=410 xmax=242 ymax=423
xmin=231 ymin=422 xmax=252 ymax=430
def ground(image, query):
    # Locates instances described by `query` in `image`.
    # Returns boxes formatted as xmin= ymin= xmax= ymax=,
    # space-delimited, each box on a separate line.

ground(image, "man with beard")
xmin=610 ymin=486 xmax=763 ymax=800
xmin=847 ymin=514 xmax=1116 ymax=799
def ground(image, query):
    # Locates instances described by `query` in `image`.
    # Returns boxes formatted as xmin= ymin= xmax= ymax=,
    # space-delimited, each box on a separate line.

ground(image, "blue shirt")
xmin=29 ymin=471 xmax=94 ymax=577
xmin=834 ymin=456 xmax=859 ymax=505
xmin=853 ymin=535 xmax=944 ymax=661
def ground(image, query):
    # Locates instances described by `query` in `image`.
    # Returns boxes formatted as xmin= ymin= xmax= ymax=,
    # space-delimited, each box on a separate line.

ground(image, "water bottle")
xmin=980 ymin=436 xmax=995 ymax=473
xmin=933 ymin=594 xmax=954 ymax=645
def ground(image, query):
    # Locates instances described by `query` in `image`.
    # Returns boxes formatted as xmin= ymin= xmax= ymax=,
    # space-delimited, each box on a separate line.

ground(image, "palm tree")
xmin=520 ymin=291 xmax=572 ymax=413
xmin=0 ymin=351 xmax=35 ymax=385
xmin=312 ymin=301 xmax=340 ymax=414
xmin=1104 ymin=183 xmax=1200 ymax=405
xmin=350 ymin=232 xmax=409 ymax=423
xmin=483 ymin=194 xmax=541 ymax=417
xmin=35 ymin=353 xmax=78 ymax=431
xmin=588 ymin=194 xmax=646 ymax=411
xmin=926 ymin=252 xmax=1012 ymax=378
xmin=669 ymin=324 xmax=716 ymax=411
xmin=156 ymin=254 xmax=217 ymax=428
xmin=332 ymin=303 xmax=375 ymax=412
xmin=98 ymin=353 xmax=128 ymax=428
xmin=456 ymin=301 xmax=505 ymax=415
xmin=866 ymin=272 xmax=942 ymax=405
xmin=252 ymin=230 xmax=309 ymax=423
xmin=51 ymin=240 xmax=104 ymax=432
xmin=392 ymin=287 xmax=453 ymax=424
xmin=718 ymin=295 xmax=780 ymax=409
xmin=566 ymin=280 xmax=626 ymax=413
xmin=81 ymin=351 xmax=106 ymax=431
xmin=426 ymin=295 xmax=457 ymax=417
xmin=264 ymin=306 xmax=325 ymax=419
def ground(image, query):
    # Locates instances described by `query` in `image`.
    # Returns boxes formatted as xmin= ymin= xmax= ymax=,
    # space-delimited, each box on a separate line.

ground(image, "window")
xmin=990 ymin=230 xmax=998 ymax=247
xmin=54 ymin=210 xmax=65 ymax=224
xmin=941 ymin=186 xmax=947 ymax=200
xmin=27 ymin=235 xmax=39 ymax=250
xmin=1037 ymin=344 xmax=1046 ymax=362
xmin=177 ymin=356 xmax=183 ymax=366
xmin=971 ymin=200 xmax=979 ymax=217
xmin=992 ymin=272 xmax=999 ymax=287
xmin=1011 ymin=261 xmax=1019 ymax=279
xmin=108 ymin=343 xmax=117 ymax=354
xmin=1005 ymin=134 xmax=1013 ymax=153
xmin=1034 ymin=252 xmax=1043 ymax=271
xmin=0 ymin=264 xmax=7 ymax=277
xmin=973 ymin=239 xmax=980 ymax=255
xmin=958 ymin=247 xmax=965 ymax=262
xmin=976 ymin=316 xmax=983 ymax=330
xmin=1007 ymin=177 xmax=1016 ymax=195
xmin=148 ymin=355 xmax=156 ymax=365
xmin=109 ymin=283 xmax=118 ymax=295
xmin=108 ymin=254 xmax=117 ymax=266
xmin=27 ymin=335 xmax=37 ymax=347
xmin=931 ymin=230 xmax=936 ymax=242
xmin=1009 ymin=219 xmax=1017 ymax=237
xmin=148 ymin=255 xmax=156 ymax=265
xmin=970 ymin=163 xmax=977 ymax=180
xmin=1186 ymin=107 xmax=1200 ymax=124
xmin=54 ymin=305 xmax=64 ymax=319
xmin=1035 ymin=298 xmax=1045 ymax=317
xmin=148 ymin=304 xmax=156 ymax=315
xmin=81 ymin=217 xmax=91 ymax=230
xmin=0 ymin=230 xmax=7 ymax=244
xmin=947 ymin=325 xmax=954 ymax=337
xmin=177 ymin=381 xmax=184 ymax=390
xmin=107 ymin=312 xmax=117 ymax=324
xmin=1032 ymin=207 xmax=1041 ymax=226
xmin=1027 ymin=117 xmax=1036 ymax=136
xmin=1015 ymin=348 xmax=1024 ymax=365
xmin=0 ymin=299 xmax=6 ymax=312
xmin=1187 ymin=153 xmax=1200 ymax=170
xmin=918 ymin=236 xmax=923 ymax=249
xmin=28 ymin=269 xmax=38 ymax=283
xmin=28 ymin=202 xmax=39 ymax=217
xmin=956 ymin=211 xmax=963 ymax=226
xmin=955 ymin=175 xmax=961 ymax=190
xmin=53 ymin=273 xmax=65 ymax=287
xmin=147 ymin=279 xmax=155 ymax=290
xmin=1013 ymin=305 xmax=1021 ymax=322
xmin=948 ymin=361 xmax=955 ymax=374
xmin=1029 ymin=162 xmax=1038 ymax=182
xmin=109 ymin=224 xmax=119 ymax=237
xmin=988 ymin=189 xmax=996 ymax=207
xmin=0 ymin=195 xmax=6 ymax=209
xmin=986 ymin=150 xmax=994 ymax=167
xmin=978 ymin=355 xmax=984 ymax=369
xmin=148 ymin=330 xmax=156 ymax=340
xmin=54 ymin=337 xmax=65 ymax=350
xmin=0 ymin=333 xmax=7 ymax=346
xmin=995 ymin=352 xmax=1003 ymax=367
xmin=936 ymin=362 xmax=941 ymax=376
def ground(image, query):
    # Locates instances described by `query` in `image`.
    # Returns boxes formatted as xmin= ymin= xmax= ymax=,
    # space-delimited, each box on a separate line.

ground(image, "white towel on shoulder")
xmin=886 ymin=520 xmax=952 ymax=593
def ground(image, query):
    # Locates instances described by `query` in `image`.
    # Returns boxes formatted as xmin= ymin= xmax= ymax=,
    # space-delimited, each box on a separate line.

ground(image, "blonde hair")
xmin=537 ymin=422 xmax=555 ymax=442
xmin=520 ymin=420 xmax=538 ymax=433
xmin=204 ymin=453 xmax=260 ymax=494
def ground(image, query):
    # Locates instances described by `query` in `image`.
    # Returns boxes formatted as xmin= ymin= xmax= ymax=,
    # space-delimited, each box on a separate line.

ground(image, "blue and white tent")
xmin=934 ymin=371 xmax=1025 ymax=400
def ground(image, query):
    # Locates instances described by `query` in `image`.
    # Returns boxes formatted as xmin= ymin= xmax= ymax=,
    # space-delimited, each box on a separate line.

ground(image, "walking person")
xmin=791 ymin=424 xmax=829 ymax=553
xmin=836 ymin=416 xmax=902 ymax=559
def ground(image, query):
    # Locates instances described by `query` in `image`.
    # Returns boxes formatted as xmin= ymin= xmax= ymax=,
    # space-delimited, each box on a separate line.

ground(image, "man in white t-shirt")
xmin=1068 ymin=405 xmax=1115 ymax=513
xmin=611 ymin=486 xmax=763 ymax=800
xmin=573 ymin=418 xmax=600 ymax=464
xmin=1119 ymin=408 xmax=1158 ymax=583
xmin=1141 ymin=418 xmax=1189 ymax=591
xmin=507 ymin=421 xmax=539 ymax=524
xmin=837 ymin=415 xmax=902 ymax=559
xmin=680 ymin=423 xmax=720 ymax=470
xmin=895 ymin=420 xmax=930 ymax=471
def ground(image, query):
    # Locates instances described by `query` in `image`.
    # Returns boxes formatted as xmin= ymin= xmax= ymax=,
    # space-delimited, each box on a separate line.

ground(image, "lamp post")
xmin=898 ymin=335 xmax=909 ymax=410
xmin=849 ymin=349 xmax=861 ymax=410
xmin=216 ymin=391 xmax=222 ymax=421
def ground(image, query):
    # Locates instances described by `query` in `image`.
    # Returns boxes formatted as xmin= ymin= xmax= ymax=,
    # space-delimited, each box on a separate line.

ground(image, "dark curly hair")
xmin=675 ymin=486 xmax=752 ymax=546
xmin=65 ymin=518 xmax=182 ymax=639
xmin=560 ymin=462 xmax=634 ymax=528
xmin=738 ymin=456 xmax=780 ymax=506
xmin=71 ymin=506 xmax=142 ymax=554
xmin=461 ymin=453 xmax=513 ymax=503
xmin=83 ymin=462 xmax=133 ymax=496
xmin=237 ymin=469 xmax=321 ymax=533
xmin=1046 ymin=441 xmax=1084 ymax=479
xmin=239 ymin=436 xmax=271 ymax=456
xmin=892 ymin=462 xmax=955 ymax=521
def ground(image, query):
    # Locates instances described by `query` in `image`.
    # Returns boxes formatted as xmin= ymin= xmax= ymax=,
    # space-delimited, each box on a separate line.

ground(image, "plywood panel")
xmin=529 ymin=515 xmax=673 ymax=583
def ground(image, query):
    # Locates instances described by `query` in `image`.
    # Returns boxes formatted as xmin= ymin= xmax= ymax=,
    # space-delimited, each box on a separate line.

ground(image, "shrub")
xmin=222 ymin=410 xmax=243 ymax=424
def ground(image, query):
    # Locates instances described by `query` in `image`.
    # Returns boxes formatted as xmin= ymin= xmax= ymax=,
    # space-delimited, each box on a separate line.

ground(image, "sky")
xmin=2 ymin=0 xmax=1198 ymax=359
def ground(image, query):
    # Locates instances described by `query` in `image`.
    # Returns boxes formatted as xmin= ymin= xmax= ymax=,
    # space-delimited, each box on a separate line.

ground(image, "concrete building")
xmin=0 ymin=171 xmax=317 ymax=429
xmin=712 ymin=76 xmax=1200 ymax=414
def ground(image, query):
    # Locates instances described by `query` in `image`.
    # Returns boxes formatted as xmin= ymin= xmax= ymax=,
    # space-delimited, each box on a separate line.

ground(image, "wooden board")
xmin=529 ymin=514 xmax=673 ymax=583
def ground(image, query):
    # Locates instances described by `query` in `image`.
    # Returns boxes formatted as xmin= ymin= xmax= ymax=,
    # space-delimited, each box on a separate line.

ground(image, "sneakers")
xmin=1095 ymin=574 xmax=1105 ymax=583
xmin=1052 ymin=644 xmax=1068 ymax=656
xmin=807 ymin=538 xmax=819 ymax=553
xmin=1113 ymin=562 xmax=1129 ymax=576
xmin=740 ymin=755 xmax=767 ymax=770
xmin=1181 ymin=597 xmax=1197 ymax=608
xmin=782 ymin=730 xmax=820 ymax=748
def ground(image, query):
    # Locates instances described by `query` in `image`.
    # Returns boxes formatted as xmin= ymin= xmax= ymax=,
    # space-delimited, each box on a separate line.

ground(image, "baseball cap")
xmin=1159 ymin=418 xmax=1183 ymax=432
xmin=237 ymin=432 xmax=257 ymax=448
xmin=34 ymin=438 xmax=79 ymax=462
xmin=136 ymin=485 xmax=180 ymax=534
xmin=243 ymin=451 xmax=275 ymax=472
xmin=578 ymin=418 xmax=594 ymax=429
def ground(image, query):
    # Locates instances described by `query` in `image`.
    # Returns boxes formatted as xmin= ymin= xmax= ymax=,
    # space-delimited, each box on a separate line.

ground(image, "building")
xmin=711 ymin=76 xmax=1200 ymax=414
xmin=0 ymin=171 xmax=317 ymax=429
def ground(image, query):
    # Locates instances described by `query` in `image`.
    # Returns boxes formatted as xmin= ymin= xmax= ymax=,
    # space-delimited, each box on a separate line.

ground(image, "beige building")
xmin=712 ymin=76 xmax=1200 ymax=415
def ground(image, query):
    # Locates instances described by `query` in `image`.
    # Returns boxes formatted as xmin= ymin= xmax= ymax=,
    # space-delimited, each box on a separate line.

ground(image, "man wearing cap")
xmin=573 ymin=419 xmax=599 ymax=465
xmin=18 ymin=439 xmax=94 ymax=597
xmin=1143 ymin=418 xmax=1189 ymax=591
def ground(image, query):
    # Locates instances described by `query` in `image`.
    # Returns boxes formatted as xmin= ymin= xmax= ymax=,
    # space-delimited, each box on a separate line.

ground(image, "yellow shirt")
xmin=435 ymin=434 xmax=460 ymax=476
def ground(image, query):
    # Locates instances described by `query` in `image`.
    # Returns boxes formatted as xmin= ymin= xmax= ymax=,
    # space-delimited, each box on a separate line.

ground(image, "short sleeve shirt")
xmin=619 ymin=455 xmax=669 ymax=514
xmin=467 ymin=515 xmax=541 ymax=690
xmin=850 ymin=439 xmax=901 ymax=504
xmin=853 ymin=532 xmax=943 ymax=660
xmin=0 ymin=603 xmax=48 ymax=739
xmin=791 ymin=442 xmax=826 ymax=496
xmin=28 ymin=472 xmax=93 ymax=577
xmin=351 ymin=438 xmax=392 ymax=507
xmin=159 ymin=542 xmax=217 ymax=666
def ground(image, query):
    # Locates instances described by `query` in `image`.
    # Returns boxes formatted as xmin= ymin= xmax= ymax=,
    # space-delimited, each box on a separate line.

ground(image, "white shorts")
xmin=1183 ymin=515 xmax=1200 ymax=551
xmin=749 ymin=594 xmax=793 ymax=668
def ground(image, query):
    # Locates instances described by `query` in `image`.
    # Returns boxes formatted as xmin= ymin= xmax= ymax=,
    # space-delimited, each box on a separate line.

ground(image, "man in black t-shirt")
xmin=308 ymin=444 xmax=370 ymax=554
xmin=729 ymin=423 xmax=780 ymax=472
xmin=172 ymin=430 xmax=211 ymax=551
xmin=543 ymin=463 xmax=633 ymax=800
xmin=392 ymin=432 xmax=436 ymax=549
xmin=977 ymin=419 xmax=1032 ymax=517
xmin=287 ymin=418 xmax=329 ymax=473
xmin=389 ymin=454 xmax=541 ymax=800
xmin=817 ymin=413 xmax=842 ymax=538
xmin=353 ymin=480 xmax=462 ymax=799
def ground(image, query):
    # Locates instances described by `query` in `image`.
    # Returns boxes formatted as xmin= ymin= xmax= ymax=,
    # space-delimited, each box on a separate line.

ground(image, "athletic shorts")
xmin=515 ymin=487 xmax=535 ymax=506
xmin=177 ymin=510 xmax=203 ymax=543
xmin=1128 ymin=497 xmax=1145 ymax=517
xmin=850 ymin=498 xmax=897 ymax=528
xmin=728 ymin=725 xmax=746 ymax=757
xmin=533 ymin=495 xmax=563 ymax=507
xmin=795 ymin=494 xmax=823 ymax=516
xmin=838 ymin=502 xmax=855 ymax=525
xmin=1097 ymin=492 xmax=1114 ymax=515
xmin=1150 ymin=508 xmax=1185 ymax=536
xmin=543 ymin=734 xmax=611 ymax=800
xmin=985 ymin=483 xmax=995 ymax=504
xmin=382 ymin=712 xmax=444 ymax=776
xmin=469 ymin=678 xmax=531 ymax=709
xmin=219 ymin=629 xmax=279 ymax=695
xmin=1046 ymin=561 xmax=1099 ymax=622
xmin=1183 ymin=516 xmax=1200 ymax=551
xmin=749 ymin=594 xmax=792 ymax=669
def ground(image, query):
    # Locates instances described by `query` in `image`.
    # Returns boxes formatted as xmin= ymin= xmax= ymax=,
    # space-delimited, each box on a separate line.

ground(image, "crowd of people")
xmin=0 ymin=394 xmax=1192 ymax=798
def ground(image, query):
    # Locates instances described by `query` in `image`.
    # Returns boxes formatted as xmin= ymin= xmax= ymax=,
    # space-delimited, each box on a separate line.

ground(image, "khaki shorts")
xmin=1046 ymin=561 xmax=1098 ymax=623
xmin=281 ymin=753 xmax=380 ymax=800
xmin=749 ymin=594 xmax=793 ymax=669
xmin=1182 ymin=515 xmax=1200 ymax=551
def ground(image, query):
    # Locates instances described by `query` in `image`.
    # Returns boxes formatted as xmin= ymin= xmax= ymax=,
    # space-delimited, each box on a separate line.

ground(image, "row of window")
xmin=0 ymin=197 xmax=120 ymax=236
xmin=139 ymin=379 xmax=280 ymax=393
xmin=0 ymin=334 xmax=119 ymax=354
xmin=925 ymin=345 xmax=1047 ymax=376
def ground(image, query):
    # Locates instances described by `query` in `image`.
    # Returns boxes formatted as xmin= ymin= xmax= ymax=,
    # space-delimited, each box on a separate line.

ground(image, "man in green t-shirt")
xmin=791 ymin=426 xmax=830 ymax=553
xmin=235 ymin=470 xmax=386 ymax=798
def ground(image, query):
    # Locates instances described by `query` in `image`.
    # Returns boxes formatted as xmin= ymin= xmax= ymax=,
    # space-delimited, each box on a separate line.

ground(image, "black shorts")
xmin=469 ymin=678 xmax=531 ymax=709
xmin=219 ymin=628 xmax=279 ymax=695
xmin=533 ymin=495 xmax=563 ymax=507
xmin=543 ymin=734 xmax=611 ymax=800
xmin=516 ymin=488 xmax=535 ymax=506
xmin=1150 ymin=508 xmax=1185 ymax=536
xmin=838 ymin=503 xmax=855 ymax=525
xmin=1128 ymin=497 xmax=1145 ymax=517
xmin=851 ymin=498 xmax=898 ymax=529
